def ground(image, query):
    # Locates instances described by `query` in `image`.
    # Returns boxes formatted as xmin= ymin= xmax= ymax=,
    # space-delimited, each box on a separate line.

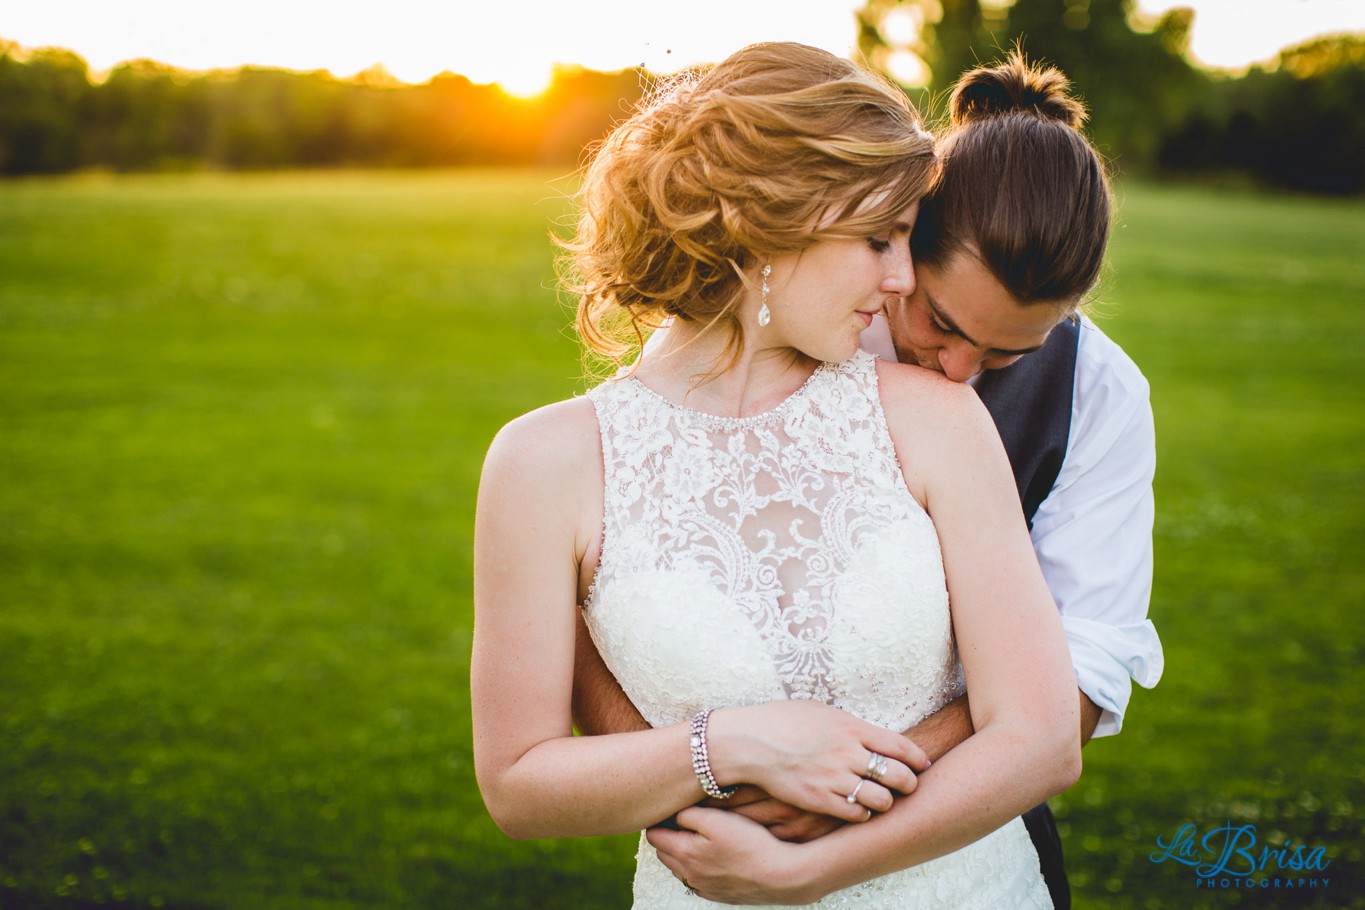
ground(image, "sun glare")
xmin=495 ymin=66 xmax=554 ymax=100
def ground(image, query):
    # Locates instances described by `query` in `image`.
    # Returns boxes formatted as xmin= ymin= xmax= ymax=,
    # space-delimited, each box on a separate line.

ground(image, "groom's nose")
xmin=937 ymin=342 xmax=984 ymax=383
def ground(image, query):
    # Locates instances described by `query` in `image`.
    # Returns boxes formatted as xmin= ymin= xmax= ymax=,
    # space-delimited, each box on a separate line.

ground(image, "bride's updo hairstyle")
xmin=565 ymin=41 xmax=936 ymax=373
xmin=911 ymin=52 xmax=1111 ymax=307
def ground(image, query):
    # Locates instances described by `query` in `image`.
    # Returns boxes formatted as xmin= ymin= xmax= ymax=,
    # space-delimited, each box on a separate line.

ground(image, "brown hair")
xmin=911 ymin=51 xmax=1112 ymax=307
xmin=562 ymin=42 xmax=937 ymax=375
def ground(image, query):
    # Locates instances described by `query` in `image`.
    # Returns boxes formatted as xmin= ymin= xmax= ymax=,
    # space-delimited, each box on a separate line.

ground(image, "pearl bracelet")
xmin=689 ymin=708 xmax=738 ymax=800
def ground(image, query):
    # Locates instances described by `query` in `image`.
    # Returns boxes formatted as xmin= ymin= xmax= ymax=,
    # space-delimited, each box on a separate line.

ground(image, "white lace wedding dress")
xmin=583 ymin=350 xmax=1051 ymax=909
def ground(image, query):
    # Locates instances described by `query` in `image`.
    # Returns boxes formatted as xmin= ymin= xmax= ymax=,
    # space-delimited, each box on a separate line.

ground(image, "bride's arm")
xmin=472 ymin=398 xmax=925 ymax=840
xmin=649 ymin=365 xmax=1081 ymax=902
xmin=472 ymin=399 xmax=701 ymax=837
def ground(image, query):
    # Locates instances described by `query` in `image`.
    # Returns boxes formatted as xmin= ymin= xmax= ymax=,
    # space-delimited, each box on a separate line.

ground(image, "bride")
xmin=472 ymin=41 xmax=1079 ymax=907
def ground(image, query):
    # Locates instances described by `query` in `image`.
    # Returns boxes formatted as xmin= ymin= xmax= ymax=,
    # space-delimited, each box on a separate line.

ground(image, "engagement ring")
xmin=867 ymin=751 xmax=889 ymax=783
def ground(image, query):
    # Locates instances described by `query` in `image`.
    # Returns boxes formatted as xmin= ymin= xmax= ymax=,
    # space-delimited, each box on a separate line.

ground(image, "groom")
xmin=862 ymin=253 xmax=1160 ymax=910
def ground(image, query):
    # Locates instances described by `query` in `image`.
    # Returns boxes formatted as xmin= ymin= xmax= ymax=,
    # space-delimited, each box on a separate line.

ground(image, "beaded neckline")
xmin=619 ymin=356 xmax=850 ymax=430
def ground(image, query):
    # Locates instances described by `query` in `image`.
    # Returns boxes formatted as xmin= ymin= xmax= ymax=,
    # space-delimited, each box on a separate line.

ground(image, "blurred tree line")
xmin=1 ymin=0 xmax=1361 ymax=193
xmin=858 ymin=0 xmax=1364 ymax=194
xmin=0 ymin=40 xmax=644 ymax=174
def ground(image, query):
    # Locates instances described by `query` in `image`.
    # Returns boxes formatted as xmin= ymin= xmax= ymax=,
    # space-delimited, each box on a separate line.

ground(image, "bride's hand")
xmin=648 ymin=806 xmax=823 ymax=904
xmin=708 ymin=701 xmax=927 ymax=823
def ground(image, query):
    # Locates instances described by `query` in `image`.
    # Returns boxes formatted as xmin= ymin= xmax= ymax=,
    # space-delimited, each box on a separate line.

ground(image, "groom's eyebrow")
xmin=926 ymin=296 xmax=1047 ymax=357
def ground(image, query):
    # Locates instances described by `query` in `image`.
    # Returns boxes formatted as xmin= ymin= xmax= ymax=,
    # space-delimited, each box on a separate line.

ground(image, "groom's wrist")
xmin=783 ymin=840 xmax=836 ymax=904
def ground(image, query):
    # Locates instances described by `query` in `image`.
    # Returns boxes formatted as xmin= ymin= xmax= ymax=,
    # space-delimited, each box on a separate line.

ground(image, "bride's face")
xmin=761 ymin=202 xmax=919 ymax=363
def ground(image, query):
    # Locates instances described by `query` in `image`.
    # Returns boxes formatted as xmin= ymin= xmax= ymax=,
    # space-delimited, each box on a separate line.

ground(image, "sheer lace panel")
xmin=584 ymin=352 xmax=959 ymax=733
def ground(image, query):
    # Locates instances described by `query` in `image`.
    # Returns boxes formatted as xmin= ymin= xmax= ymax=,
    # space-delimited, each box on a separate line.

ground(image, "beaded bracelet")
xmin=689 ymin=708 xmax=738 ymax=800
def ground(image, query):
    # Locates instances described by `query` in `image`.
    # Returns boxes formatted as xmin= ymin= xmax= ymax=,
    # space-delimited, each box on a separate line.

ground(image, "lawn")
xmin=1 ymin=171 xmax=1361 ymax=909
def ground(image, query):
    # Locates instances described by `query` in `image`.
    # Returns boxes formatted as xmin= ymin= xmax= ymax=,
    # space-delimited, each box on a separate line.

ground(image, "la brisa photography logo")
xmin=1150 ymin=820 xmax=1334 ymax=892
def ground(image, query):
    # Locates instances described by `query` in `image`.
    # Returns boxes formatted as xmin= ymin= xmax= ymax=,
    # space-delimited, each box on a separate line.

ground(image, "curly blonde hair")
xmin=561 ymin=41 xmax=938 ymax=377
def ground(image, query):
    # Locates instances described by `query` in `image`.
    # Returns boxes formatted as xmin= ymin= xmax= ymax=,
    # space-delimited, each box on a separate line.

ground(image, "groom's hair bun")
xmin=911 ymin=50 xmax=1111 ymax=308
xmin=950 ymin=51 xmax=1087 ymax=130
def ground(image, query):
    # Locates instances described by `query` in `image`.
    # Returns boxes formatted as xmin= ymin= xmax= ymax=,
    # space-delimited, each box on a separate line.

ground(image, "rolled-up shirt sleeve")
xmin=1029 ymin=320 xmax=1163 ymax=737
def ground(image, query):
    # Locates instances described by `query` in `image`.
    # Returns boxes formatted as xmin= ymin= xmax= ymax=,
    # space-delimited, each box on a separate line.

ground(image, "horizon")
xmin=4 ymin=0 xmax=1365 ymax=98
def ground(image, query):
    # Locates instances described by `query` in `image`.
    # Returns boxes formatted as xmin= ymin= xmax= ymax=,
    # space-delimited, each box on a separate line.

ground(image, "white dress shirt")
xmin=862 ymin=314 xmax=1163 ymax=736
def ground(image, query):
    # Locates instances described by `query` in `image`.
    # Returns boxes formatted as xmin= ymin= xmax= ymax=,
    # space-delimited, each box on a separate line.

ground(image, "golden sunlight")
xmin=2 ymin=0 xmax=1361 ymax=91
xmin=495 ymin=66 xmax=554 ymax=99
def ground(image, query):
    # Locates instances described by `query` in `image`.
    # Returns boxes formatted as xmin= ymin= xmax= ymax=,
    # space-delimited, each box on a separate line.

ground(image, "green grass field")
xmin=1 ymin=171 xmax=1361 ymax=909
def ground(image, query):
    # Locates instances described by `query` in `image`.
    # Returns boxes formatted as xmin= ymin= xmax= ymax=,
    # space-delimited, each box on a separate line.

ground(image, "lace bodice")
xmin=583 ymin=351 xmax=1049 ymax=909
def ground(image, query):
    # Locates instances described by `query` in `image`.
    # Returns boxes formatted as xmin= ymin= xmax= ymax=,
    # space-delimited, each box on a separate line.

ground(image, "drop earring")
xmin=757 ymin=263 xmax=772 ymax=327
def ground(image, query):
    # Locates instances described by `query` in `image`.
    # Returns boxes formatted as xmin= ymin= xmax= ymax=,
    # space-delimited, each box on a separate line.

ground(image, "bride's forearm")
xmin=485 ymin=700 xmax=931 ymax=841
xmin=794 ymin=723 xmax=1080 ymax=899
xmin=483 ymin=723 xmax=703 ymax=839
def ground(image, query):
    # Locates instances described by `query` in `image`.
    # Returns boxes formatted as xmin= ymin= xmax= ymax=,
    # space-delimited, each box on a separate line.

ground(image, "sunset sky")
xmin=5 ymin=0 xmax=1363 ymax=96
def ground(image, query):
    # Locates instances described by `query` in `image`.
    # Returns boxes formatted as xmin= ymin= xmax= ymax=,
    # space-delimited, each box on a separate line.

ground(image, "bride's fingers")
xmin=841 ymin=776 xmax=896 ymax=814
xmin=826 ymin=787 xmax=879 ymax=822
xmin=854 ymin=752 xmax=919 ymax=796
xmin=825 ymin=776 xmax=892 ymax=821
xmin=846 ymin=747 xmax=922 ymax=796
xmin=862 ymin=727 xmax=930 ymax=773
xmin=904 ymin=739 xmax=930 ymax=773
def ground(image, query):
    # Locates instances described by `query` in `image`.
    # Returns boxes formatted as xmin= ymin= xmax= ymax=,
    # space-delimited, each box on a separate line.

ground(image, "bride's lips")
xmin=855 ymin=309 xmax=879 ymax=328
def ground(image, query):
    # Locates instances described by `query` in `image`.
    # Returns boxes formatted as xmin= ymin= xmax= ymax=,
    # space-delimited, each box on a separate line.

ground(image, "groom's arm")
xmin=1029 ymin=331 xmax=1162 ymax=738
xmin=906 ymin=690 xmax=1103 ymax=762
xmin=572 ymin=609 xmax=651 ymax=735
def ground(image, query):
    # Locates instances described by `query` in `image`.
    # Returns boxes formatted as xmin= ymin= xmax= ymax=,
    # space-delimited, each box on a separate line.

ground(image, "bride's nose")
xmin=883 ymin=243 xmax=915 ymax=297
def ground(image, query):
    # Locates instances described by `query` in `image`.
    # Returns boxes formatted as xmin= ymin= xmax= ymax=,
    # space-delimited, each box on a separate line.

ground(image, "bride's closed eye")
xmin=867 ymin=237 xmax=892 ymax=253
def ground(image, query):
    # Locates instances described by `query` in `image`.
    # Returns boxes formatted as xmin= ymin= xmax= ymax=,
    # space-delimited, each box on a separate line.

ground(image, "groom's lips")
xmin=901 ymin=348 xmax=942 ymax=374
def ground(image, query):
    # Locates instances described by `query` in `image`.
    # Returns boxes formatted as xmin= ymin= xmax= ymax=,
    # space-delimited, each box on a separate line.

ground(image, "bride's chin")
xmin=825 ymin=342 xmax=860 ymax=363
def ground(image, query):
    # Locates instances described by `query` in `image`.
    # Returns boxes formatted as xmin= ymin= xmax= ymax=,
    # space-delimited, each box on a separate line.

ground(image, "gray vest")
xmin=973 ymin=318 xmax=1080 ymax=528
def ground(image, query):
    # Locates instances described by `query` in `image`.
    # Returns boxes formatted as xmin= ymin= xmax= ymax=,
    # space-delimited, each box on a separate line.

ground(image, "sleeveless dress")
xmin=583 ymin=350 xmax=1052 ymax=909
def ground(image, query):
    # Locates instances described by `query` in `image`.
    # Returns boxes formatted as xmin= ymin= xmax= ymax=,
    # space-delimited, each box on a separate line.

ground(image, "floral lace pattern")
xmin=584 ymin=351 xmax=1050 ymax=909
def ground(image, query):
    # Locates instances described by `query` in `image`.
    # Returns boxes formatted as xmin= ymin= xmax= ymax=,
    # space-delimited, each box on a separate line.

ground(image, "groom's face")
xmin=884 ymin=251 xmax=1072 ymax=383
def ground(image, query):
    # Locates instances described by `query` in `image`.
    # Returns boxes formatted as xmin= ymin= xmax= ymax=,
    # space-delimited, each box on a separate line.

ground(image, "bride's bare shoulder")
xmin=873 ymin=358 xmax=985 ymax=427
xmin=873 ymin=359 xmax=1003 ymax=499
xmin=483 ymin=395 xmax=601 ymax=480
xmin=477 ymin=394 xmax=605 ymax=583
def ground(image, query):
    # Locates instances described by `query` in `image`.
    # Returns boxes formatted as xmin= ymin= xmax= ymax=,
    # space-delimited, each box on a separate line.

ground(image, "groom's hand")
xmin=701 ymin=785 xmax=845 ymax=843
xmin=649 ymin=807 xmax=822 ymax=905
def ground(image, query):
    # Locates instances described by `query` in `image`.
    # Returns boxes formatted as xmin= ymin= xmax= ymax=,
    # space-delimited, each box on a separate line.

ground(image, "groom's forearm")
xmin=905 ymin=690 xmax=1104 ymax=760
xmin=1078 ymin=692 xmax=1103 ymax=745
xmin=572 ymin=609 xmax=651 ymax=735
xmin=901 ymin=697 xmax=975 ymax=762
